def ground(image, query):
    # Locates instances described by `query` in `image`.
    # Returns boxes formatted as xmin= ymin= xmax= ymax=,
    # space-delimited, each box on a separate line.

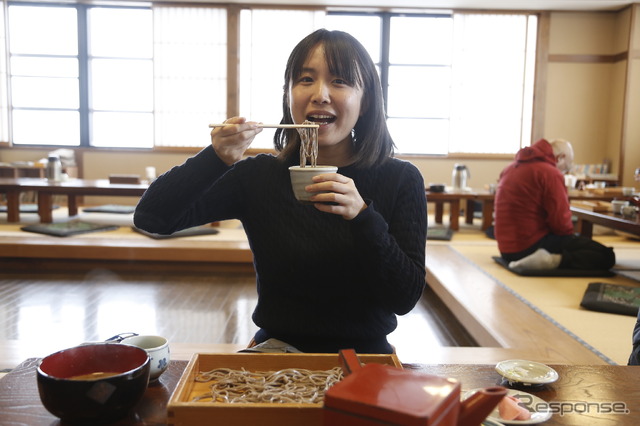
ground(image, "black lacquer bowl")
xmin=37 ymin=343 xmax=150 ymax=424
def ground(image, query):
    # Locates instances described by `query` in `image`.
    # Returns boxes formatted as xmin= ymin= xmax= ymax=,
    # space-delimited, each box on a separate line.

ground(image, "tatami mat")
xmin=448 ymin=236 xmax=640 ymax=365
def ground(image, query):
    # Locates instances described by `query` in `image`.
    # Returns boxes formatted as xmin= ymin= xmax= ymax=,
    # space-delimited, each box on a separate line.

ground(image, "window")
xmin=6 ymin=2 xmax=226 ymax=148
xmin=386 ymin=15 xmax=454 ymax=155
xmin=325 ymin=12 xmax=537 ymax=155
xmin=2 ymin=4 xmax=536 ymax=155
xmin=8 ymin=4 xmax=81 ymax=146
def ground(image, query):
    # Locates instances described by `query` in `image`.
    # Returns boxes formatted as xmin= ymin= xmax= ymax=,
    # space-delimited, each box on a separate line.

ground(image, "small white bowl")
xmin=121 ymin=335 xmax=170 ymax=381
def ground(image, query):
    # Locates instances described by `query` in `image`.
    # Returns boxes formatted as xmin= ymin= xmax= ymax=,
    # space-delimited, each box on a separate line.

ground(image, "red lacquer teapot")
xmin=323 ymin=349 xmax=507 ymax=426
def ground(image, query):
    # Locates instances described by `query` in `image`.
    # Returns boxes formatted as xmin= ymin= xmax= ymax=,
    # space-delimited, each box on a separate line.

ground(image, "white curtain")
xmin=239 ymin=9 xmax=325 ymax=149
xmin=153 ymin=5 xmax=227 ymax=147
xmin=450 ymin=13 xmax=537 ymax=154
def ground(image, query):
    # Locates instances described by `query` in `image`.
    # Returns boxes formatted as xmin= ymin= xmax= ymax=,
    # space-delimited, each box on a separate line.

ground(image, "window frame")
xmin=1 ymin=3 xmax=539 ymax=158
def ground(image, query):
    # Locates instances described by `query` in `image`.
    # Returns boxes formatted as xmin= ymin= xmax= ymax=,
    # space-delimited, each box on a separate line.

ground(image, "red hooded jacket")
xmin=494 ymin=139 xmax=574 ymax=254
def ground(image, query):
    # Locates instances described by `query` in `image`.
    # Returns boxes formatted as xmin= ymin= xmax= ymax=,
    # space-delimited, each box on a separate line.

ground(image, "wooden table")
xmin=0 ymin=178 xmax=148 ymax=223
xmin=425 ymin=188 xmax=630 ymax=233
xmin=426 ymin=190 xmax=487 ymax=231
xmin=0 ymin=165 xmax=46 ymax=178
xmin=571 ymin=206 xmax=640 ymax=238
xmin=1 ymin=359 xmax=638 ymax=425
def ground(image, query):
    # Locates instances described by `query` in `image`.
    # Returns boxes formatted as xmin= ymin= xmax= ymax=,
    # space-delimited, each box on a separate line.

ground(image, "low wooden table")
xmin=426 ymin=190 xmax=485 ymax=231
xmin=0 ymin=177 xmax=148 ymax=223
xmin=424 ymin=188 xmax=628 ymax=233
xmin=1 ymin=358 xmax=638 ymax=425
xmin=571 ymin=206 xmax=640 ymax=238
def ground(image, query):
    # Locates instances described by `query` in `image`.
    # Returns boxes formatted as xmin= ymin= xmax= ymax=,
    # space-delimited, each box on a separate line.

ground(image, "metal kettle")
xmin=452 ymin=164 xmax=470 ymax=190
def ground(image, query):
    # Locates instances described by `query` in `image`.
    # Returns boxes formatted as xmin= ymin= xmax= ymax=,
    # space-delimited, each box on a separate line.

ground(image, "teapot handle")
xmin=105 ymin=332 xmax=139 ymax=343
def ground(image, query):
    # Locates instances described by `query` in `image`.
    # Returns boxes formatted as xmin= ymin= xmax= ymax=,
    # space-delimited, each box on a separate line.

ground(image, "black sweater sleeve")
xmin=134 ymin=146 xmax=237 ymax=234
xmin=349 ymin=162 xmax=427 ymax=315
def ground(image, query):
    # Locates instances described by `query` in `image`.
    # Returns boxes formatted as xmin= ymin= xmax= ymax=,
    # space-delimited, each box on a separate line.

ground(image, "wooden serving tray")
xmin=167 ymin=352 xmax=401 ymax=426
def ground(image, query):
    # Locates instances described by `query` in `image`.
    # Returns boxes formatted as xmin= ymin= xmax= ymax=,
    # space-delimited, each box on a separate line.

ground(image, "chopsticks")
xmin=209 ymin=123 xmax=319 ymax=129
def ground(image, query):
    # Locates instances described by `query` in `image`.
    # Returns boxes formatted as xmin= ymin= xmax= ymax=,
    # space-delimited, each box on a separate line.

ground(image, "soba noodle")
xmin=298 ymin=121 xmax=319 ymax=167
xmin=192 ymin=367 xmax=343 ymax=404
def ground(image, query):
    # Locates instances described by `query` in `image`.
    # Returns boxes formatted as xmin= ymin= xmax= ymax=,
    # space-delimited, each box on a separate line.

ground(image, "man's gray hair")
xmin=549 ymin=138 xmax=573 ymax=157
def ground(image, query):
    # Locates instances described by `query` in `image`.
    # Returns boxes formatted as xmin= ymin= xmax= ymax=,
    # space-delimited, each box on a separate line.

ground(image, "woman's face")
xmin=289 ymin=44 xmax=364 ymax=154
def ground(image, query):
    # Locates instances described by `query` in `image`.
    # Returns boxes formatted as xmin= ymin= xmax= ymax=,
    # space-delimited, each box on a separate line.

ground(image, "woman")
xmin=134 ymin=29 xmax=427 ymax=354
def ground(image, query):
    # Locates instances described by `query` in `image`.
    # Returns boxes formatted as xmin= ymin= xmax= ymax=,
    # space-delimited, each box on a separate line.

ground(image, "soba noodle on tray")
xmin=298 ymin=120 xmax=319 ymax=167
xmin=192 ymin=366 xmax=344 ymax=404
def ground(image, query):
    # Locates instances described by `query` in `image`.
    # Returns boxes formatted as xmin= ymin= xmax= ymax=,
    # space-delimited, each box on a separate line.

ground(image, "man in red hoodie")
xmin=494 ymin=138 xmax=615 ymax=270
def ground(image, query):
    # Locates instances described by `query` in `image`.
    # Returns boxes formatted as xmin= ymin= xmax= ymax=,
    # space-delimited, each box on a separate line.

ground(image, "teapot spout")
xmin=458 ymin=386 xmax=507 ymax=426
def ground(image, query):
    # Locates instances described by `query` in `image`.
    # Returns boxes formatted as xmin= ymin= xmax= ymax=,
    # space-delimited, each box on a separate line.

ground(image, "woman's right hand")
xmin=210 ymin=117 xmax=263 ymax=166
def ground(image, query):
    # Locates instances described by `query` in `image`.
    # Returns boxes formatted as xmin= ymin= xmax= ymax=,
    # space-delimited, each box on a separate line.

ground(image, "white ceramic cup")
xmin=121 ymin=335 xmax=170 ymax=381
xmin=289 ymin=165 xmax=338 ymax=203
xmin=564 ymin=175 xmax=577 ymax=189
xmin=611 ymin=200 xmax=629 ymax=215
xmin=621 ymin=187 xmax=634 ymax=196
xmin=622 ymin=205 xmax=637 ymax=218
xmin=145 ymin=166 xmax=157 ymax=181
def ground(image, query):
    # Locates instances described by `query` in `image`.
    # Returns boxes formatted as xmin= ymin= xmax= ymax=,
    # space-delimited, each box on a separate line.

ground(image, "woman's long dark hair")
xmin=274 ymin=29 xmax=395 ymax=167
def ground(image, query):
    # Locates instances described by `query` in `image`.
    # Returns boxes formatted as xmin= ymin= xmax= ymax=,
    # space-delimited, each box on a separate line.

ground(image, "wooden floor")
xmin=0 ymin=260 xmax=477 ymax=370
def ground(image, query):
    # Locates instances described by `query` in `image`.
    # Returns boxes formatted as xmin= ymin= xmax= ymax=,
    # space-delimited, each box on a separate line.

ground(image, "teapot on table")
xmin=323 ymin=349 xmax=507 ymax=426
xmin=452 ymin=164 xmax=470 ymax=190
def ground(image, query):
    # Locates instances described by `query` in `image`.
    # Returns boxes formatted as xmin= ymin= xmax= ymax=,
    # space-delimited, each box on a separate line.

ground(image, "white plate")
xmin=464 ymin=388 xmax=552 ymax=425
xmin=482 ymin=419 xmax=506 ymax=426
xmin=495 ymin=359 xmax=559 ymax=385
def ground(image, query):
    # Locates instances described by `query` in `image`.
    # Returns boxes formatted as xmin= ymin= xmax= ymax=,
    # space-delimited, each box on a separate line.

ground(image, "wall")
xmin=545 ymin=11 xmax=624 ymax=173
xmin=399 ymin=156 xmax=510 ymax=191
xmin=623 ymin=4 xmax=640 ymax=187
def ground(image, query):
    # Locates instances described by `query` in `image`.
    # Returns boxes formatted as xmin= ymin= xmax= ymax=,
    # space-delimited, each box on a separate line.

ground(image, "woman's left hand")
xmin=307 ymin=173 xmax=367 ymax=220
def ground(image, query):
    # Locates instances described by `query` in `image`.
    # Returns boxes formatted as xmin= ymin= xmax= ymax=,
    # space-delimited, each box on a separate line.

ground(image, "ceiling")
xmin=207 ymin=0 xmax=636 ymax=12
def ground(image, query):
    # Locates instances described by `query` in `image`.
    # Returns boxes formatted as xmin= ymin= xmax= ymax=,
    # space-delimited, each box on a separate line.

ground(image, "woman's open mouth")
xmin=306 ymin=114 xmax=336 ymax=126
